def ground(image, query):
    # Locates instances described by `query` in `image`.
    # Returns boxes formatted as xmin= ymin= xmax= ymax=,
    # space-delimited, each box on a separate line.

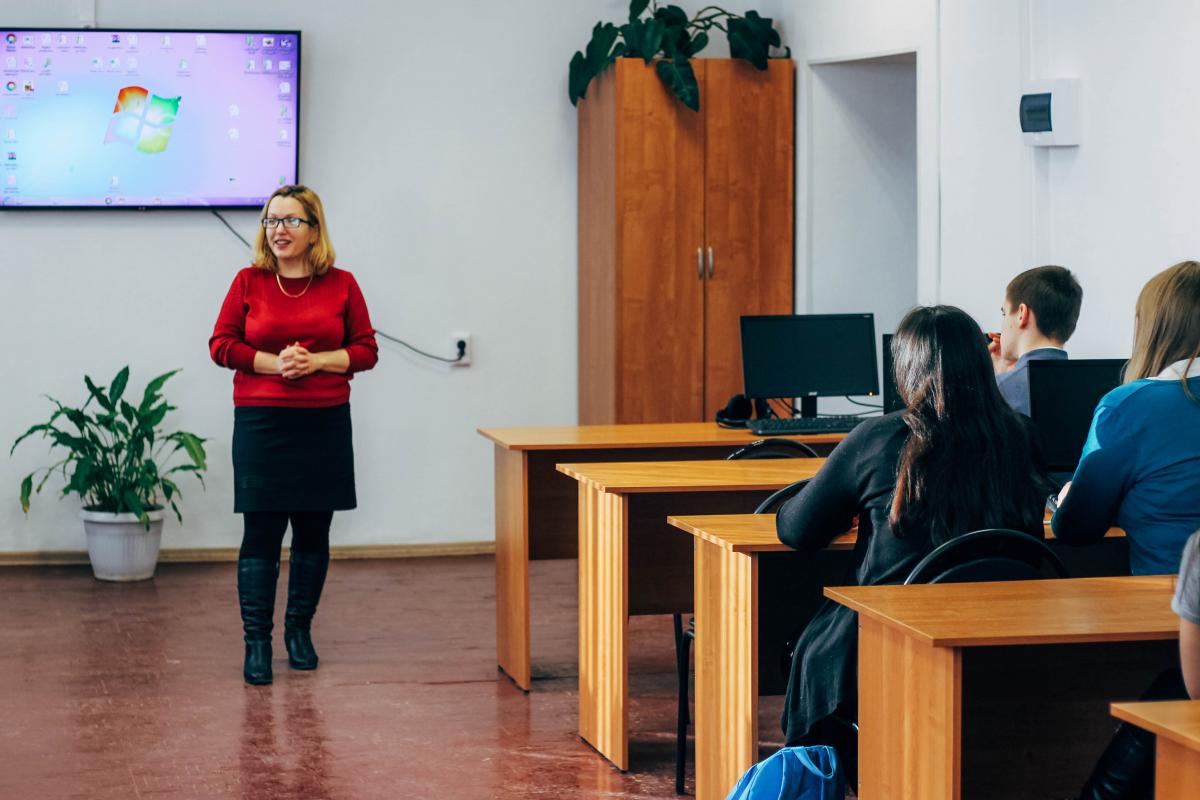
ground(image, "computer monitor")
xmin=1027 ymin=359 xmax=1127 ymax=473
xmin=881 ymin=333 xmax=903 ymax=413
xmin=740 ymin=313 xmax=878 ymax=417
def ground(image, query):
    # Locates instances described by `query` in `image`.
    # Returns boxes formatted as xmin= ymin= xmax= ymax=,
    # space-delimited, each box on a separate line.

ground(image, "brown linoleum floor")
xmin=0 ymin=556 xmax=795 ymax=799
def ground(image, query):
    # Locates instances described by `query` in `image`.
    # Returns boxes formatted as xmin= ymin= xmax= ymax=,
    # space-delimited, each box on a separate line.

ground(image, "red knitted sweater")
xmin=209 ymin=266 xmax=378 ymax=407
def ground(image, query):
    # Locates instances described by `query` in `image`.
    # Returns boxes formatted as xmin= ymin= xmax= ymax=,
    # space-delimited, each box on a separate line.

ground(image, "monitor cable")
xmin=843 ymin=395 xmax=883 ymax=410
xmin=211 ymin=209 xmax=464 ymax=365
xmin=841 ymin=396 xmax=883 ymax=416
xmin=376 ymin=330 xmax=465 ymax=364
xmin=212 ymin=208 xmax=253 ymax=249
xmin=771 ymin=397 xmax=880 ymax=419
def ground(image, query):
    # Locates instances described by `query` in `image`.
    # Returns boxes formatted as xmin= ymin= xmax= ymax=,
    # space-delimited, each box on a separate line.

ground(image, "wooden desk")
xmin=670 ymin=515 xmax=849 ymax=800
xmin=556 ymin=458 xmax=828 ymax=771
xmin=1111 ymin=700 xmax=1200 ymax=799
xmin=669 ymin=514 xmax=1131 ymax=800
xmin=477 ymin=423 xmax=842 ymax=690
xmin=831 ymin=576 xmax=1178 ymax=800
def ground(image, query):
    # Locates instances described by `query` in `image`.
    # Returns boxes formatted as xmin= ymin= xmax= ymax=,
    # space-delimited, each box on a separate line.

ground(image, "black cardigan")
xmin=775 ymin=412 xmax=1046 ymax=742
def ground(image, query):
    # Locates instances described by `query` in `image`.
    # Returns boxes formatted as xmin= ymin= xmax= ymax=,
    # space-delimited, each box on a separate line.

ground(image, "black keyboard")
xmin=747 ymin=416 xmax=864 ymax=435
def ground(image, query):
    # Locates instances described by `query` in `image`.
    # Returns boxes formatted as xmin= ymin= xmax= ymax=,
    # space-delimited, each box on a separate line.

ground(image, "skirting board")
xmin=0 ymin=541 xmax=495 ymax=567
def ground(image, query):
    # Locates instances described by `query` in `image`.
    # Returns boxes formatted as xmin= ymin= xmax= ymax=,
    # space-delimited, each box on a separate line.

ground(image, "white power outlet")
xmin=449 ymin=332 xmax=471 ymax=367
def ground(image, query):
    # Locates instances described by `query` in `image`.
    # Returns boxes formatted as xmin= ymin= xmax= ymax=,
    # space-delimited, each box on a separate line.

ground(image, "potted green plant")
xmin=11 ymin=367 xmax=207 ymax=581
xmin=568 ymin=1 xmax=786 ymax=111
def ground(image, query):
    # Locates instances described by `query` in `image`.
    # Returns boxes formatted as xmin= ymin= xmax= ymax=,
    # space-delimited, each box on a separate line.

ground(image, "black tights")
xmin=239 ymin=511 xmax=333 ymax=561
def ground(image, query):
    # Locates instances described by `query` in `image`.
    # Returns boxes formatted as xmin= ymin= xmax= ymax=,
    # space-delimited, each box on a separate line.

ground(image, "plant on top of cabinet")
xmin=568 ymin=1 xmax=787 ymax=111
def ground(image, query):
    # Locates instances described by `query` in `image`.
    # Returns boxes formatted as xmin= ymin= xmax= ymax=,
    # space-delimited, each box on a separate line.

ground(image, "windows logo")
xmin=103 ymin=86 xmax=180 ymax=154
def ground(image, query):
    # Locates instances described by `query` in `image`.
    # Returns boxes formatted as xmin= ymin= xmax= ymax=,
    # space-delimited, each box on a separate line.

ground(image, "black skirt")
xmin=232 ymin=403 xmax=356 ymax=513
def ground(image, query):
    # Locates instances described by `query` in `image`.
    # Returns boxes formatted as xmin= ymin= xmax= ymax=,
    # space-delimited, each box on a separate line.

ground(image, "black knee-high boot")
xmin=1077 ymin=669 xmax=1186 ymax=799
xmin=238 ymin=558 xmax=279 ymax=685
xmin=1076 ymin=722 xmax=1154 ymax=800
xmin=284 ymin=551 xmax=329 ymax=670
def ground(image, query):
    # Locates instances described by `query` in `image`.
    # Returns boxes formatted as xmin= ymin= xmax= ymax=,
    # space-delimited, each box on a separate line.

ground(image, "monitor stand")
xmin=798 ymin=396 xmax=818 ymax=418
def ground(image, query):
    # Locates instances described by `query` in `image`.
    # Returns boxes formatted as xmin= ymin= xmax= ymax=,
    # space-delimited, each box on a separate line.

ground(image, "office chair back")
xmin=903 ymin=528 xmax=1069 ymax=585
xmin=755 ymin=479 xmax=811 ymax=515
xmin=775 ymin=527 xmax=1070 ymax=763
xmin=768 ymin=477 xmax=813 ymax=682
xmin=727 ymin=437 xmax=820 ymax=460
xmin=782 ymin=528 xmax=1068 ymax=693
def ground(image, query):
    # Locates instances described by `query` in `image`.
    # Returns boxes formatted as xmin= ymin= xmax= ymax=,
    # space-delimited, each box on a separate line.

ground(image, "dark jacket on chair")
xmin=775 ymin=412 xmax=1046 ymax=742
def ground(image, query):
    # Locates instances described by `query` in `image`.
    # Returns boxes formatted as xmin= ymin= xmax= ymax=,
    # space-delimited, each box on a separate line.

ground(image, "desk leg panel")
xmin=960 ymin=641 xmax=1177 ymax=799
xmin=526 ymin=446 xmax=735 ymax=561
xmin=695 ymin=538 xmax=759 ymax=800
xmin=578 ymin=484 xmax=629 ymax=770
xmin=1157 ymin=737 xmax=1200 ymax=800
xmin=626 ymin=490 xmax=770 ymax=618
xmin=858 ymin=618 xmax=962 ymax=800
xmin=495 ymin=447 xmax=531 ymax=690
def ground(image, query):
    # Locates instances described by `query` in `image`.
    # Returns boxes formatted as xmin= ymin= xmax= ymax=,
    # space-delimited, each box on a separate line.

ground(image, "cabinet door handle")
xmin=707 ymin=246 xmax=715 ymax=279
xmin=697 ymin=247 xmax=704 ymax=279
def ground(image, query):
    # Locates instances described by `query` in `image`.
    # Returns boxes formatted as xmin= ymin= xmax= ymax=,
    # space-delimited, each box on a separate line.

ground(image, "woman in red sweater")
xmin=209 ymin=184 xmax=378 ymax=685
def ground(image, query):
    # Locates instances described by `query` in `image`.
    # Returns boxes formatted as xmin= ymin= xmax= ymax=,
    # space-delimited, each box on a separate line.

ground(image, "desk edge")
xmin=1111 ymin=701 xmax=1200 ymax=751
xmin=824 ymin=584 xmax=1179 ymax=648
xmin=476 ymin=427 xmax=844 ymax=451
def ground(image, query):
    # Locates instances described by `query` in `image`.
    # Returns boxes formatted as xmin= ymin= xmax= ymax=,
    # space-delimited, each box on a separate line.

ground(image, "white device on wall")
xmin=1020 ymin=78 xmax=1082 ymax=146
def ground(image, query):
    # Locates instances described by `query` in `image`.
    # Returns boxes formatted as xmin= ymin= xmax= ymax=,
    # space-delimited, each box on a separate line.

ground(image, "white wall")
xmin=1030 ymin=0 xmax=1200 ymax=357
xmin=939 ymin=0 xmax=1200 ymax=358
xmin=0 ymin=0 xmax=783 ymax=554
xmin=809 ymin=57 xmax=917 ymax=327
xmin=936 ymin=0 xmax=1028 ymax=333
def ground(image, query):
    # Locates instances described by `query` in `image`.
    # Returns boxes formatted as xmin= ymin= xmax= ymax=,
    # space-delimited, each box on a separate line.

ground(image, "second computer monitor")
xmin=1028 ymin=359 xmax=1127 ymax=474
xmin=741 ymin=314 xmax=879 ymax=415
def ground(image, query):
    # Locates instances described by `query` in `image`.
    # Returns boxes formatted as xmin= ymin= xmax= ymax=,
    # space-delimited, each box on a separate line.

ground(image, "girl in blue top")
xmin=1056 ymin=261 xmax=1200 ymax=800
xmin=1052 ymin=260 xmax=1200 ymax=575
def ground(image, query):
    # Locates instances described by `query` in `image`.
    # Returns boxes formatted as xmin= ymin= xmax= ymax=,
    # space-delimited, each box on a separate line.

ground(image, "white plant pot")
xmin=80 ymin=508 xmax=164 ymax=581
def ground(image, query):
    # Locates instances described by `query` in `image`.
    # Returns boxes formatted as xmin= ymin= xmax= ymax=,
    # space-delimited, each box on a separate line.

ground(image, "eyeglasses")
xmin=262 ymin=216 xmax=313 ymax=229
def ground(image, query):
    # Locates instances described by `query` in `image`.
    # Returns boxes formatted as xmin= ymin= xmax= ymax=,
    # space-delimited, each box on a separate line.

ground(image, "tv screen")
xmin=1 ymin=28 xmax=299 ymax=209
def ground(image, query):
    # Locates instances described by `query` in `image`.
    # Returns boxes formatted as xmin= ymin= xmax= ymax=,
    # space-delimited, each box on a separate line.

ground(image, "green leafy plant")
xmin=569 ymin=1 xmax=785 ymax=111
xmin=12 ymin=367 xmax=207 ymax=526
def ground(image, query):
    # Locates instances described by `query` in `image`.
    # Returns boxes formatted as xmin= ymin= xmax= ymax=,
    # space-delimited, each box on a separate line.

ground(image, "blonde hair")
xmin=253 ymin=185 xmax=336 ymax=275
xmin=1125 ymin=260 xmax=1200 ymax=404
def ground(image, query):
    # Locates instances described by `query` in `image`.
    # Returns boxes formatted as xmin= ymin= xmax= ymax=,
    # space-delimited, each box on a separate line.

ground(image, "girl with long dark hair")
xmin=775 ymin=305 xmax=1048 ymax=772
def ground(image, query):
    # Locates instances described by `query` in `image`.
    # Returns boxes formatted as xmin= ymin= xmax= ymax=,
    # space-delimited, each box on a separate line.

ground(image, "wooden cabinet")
xmin=578 ymin=57 xmax=794 ymax=424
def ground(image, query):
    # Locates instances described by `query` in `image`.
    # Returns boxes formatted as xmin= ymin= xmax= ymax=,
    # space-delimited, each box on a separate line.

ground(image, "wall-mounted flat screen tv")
xmin=1 ymin=28 xmax=299 ymax=209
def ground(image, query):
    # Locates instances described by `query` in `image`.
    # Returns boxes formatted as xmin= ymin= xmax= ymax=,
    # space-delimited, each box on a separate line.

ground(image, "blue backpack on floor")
xmin=725 ymin=745 xmax=844 ymax=800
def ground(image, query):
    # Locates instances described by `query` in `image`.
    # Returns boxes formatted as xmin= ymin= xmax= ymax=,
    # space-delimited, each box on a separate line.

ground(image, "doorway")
xmin=807 ymin=52 xmax=918 ymax=410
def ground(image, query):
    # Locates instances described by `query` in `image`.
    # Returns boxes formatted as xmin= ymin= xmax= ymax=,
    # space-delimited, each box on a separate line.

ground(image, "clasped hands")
xmin=278 ymin=341 xmax=325 ymax=379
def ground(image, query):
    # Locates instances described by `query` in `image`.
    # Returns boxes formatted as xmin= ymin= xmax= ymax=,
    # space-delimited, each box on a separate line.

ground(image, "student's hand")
xmin=1056 ymin=481 xmax=1072 ymax=506
xmin=988 ymin=332 xmax=1017 ymax=374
